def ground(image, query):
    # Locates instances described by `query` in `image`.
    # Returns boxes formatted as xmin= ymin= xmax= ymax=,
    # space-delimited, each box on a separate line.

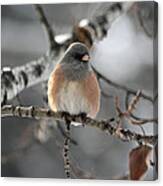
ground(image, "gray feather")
xmin=59 ymin=42 xmax=92 ymax=81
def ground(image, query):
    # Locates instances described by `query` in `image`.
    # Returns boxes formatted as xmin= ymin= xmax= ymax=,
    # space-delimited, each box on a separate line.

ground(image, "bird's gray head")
xmin=60 ymin=42 xmax=91 ymax=81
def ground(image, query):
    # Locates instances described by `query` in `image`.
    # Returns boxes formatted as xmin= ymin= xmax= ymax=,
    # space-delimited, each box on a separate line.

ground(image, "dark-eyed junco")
xmin=47 ymin=42 xmax=100 ymax=178
xmin=48 ymin=42 xmax=100 ymax=119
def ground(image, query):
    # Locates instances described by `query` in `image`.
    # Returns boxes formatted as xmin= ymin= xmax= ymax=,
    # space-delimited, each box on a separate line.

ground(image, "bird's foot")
xmin=61 ymin=111 xmax=71 ymax=119
xmin=72 ymin=112 xmax=87 ymax=127
xmin=79 ymin=112 xmax=87 ymax=127
xmin=61 ymin=111 xmax=71 ymax=128
xmin=108 ymin=117 xmax=115 ymax=123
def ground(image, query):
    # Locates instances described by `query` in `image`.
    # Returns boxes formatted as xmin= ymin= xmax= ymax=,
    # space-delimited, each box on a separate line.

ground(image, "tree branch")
xmin=1 ymin=54 xmax=56 ymax=105
xmin=92 ymin=66 xmax=155 ymax=103
xmin=1 ymin=105 xmax=157 ymax=145
xmin=34 ymin=4 xmax=59 ymax=51
xmin=114 ymin=93 xmax=157 ymax=131
xmin=125 ymin=92 xmax=158 ymax=125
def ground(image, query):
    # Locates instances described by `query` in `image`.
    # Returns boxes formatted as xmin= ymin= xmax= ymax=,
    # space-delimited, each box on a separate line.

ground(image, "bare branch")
xmin=1 ymin=105 xmax=157 ymax=145
xmin=127 ymin=117 xmax=157 ymax=125
xmin=114 ymin=92 xmax=157 ymax=127
xmin=125 ymin=92 xmax=158 ymax=125
xmin=126 ymin=90 xmax=142 ymax=115
xmin=34 ymin=4 xmax=59 ymax=51
xmin=92 ymin=66 xmax=154 ymax=103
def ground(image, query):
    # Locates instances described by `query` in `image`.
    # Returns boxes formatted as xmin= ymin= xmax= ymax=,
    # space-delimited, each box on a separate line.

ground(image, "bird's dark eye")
xmin=74 ymin=53 xmax=84 ymax=59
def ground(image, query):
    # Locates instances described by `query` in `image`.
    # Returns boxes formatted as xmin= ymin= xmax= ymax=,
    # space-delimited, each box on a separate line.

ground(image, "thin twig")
xmin=114 ymin=92 xmax=157 ymax=128
xmin=126 ymin=90 xmax=141 ymax=115
xmin=125 ymin=92 xmax=158 ymax=125
xmin=92 ymin=66 xmax=154 ymax=103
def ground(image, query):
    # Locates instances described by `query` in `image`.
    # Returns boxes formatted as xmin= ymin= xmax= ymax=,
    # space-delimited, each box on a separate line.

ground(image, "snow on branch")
xmin=1 ymin=105 xmax=157 ymax=145
xmin=1 ymin=2 xmax=134 ymax=105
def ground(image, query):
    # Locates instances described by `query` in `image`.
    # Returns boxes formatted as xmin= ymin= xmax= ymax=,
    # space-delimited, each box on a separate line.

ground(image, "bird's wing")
xmin=81 ymin=71 xmax=100 ymax=118
xmin=48 ymin=64 xmax=65 ymax=112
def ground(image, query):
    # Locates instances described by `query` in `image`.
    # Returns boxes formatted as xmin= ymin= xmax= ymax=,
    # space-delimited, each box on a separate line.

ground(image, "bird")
xmin=48 ymin=42 xmax=100 ymax=119
xmin=47 ymin=42 xmax=100 ymax=178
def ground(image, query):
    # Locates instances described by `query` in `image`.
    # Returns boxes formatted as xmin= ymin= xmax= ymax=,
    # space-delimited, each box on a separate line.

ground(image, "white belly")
xmin=57 ymin=81 xmax=90 ymax=115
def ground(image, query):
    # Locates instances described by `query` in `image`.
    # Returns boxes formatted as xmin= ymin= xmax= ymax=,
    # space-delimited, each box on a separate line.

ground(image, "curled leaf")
xmin=129 ymin=145 xmax=152 ymax=180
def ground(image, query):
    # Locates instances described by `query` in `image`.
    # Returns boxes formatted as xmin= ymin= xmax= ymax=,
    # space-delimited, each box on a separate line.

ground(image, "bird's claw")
xmin=80 ymin=112 xmax=87 ymax=127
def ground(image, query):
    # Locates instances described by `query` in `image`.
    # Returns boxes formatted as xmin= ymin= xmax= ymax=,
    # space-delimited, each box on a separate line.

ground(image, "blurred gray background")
xmin=1 ymin=2 xmax=157 ymax=180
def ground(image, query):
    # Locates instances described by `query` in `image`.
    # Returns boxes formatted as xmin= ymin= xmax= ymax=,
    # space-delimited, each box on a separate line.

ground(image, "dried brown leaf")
xmin=129 ymin=145 xmax=152 ymax=180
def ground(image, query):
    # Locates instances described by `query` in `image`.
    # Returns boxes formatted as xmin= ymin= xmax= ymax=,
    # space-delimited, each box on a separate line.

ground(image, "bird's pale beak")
xmin=82 ymin=54 xmax=90 ymax=62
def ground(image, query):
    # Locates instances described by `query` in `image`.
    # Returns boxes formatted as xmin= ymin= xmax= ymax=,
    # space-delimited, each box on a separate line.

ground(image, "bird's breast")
xmin=57 ymin=81 xmax=90 ymax=115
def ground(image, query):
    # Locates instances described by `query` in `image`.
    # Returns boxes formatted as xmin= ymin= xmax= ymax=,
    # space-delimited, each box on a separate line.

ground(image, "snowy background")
xmin=1 ymin=2 xmax=157 ymax=180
